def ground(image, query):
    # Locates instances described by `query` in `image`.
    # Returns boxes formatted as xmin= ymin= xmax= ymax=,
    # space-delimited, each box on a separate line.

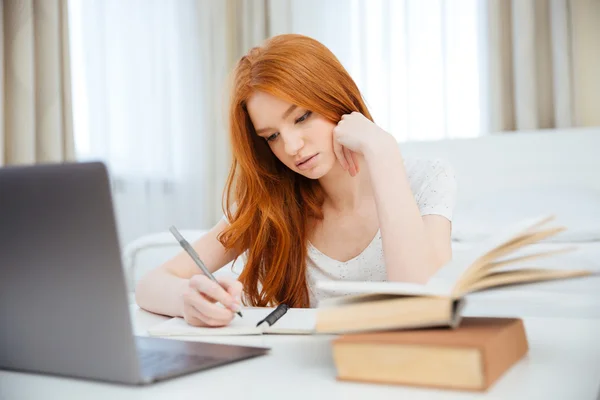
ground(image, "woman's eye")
xmin=295 ymin=111 xmax=312 ymax=124
xmin=266 ymin=132 xmax=279 ymax=142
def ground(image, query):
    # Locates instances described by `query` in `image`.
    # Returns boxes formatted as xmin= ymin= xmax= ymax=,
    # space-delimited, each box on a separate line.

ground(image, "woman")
xmin=135 ymin=34 xmax=456 ymax=327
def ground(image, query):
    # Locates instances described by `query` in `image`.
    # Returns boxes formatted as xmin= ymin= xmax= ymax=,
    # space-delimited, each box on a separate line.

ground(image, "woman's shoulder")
xmin=403 ymin=157 xmax=454 ymax=180
xmin=403 ymin=157 xmax=457 ymax=219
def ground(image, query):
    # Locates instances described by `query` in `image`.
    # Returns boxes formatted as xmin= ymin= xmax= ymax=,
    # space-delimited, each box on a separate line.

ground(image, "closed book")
xmin=331 ymin=317 xmax=528 ymax=391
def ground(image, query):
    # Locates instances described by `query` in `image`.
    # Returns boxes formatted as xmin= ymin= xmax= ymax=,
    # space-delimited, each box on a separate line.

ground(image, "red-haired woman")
xmin=136 ymin=34 xmax=456 ymax=327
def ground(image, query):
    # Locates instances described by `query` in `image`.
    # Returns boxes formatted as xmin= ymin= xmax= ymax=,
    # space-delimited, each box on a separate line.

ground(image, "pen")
xmin=256 ymin=303 xmax=289 ymax=328
xmin=169 ymin=225 xmax=243 ymax=318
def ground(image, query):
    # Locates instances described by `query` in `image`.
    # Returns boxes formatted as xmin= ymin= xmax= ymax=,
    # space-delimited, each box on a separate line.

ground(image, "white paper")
xmin=147 ymin=308 xmax=316 ymax=337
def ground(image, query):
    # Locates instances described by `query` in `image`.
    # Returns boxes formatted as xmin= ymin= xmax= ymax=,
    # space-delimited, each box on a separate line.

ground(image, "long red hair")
xmin=219 ymin=34 xmax=373 ymax=307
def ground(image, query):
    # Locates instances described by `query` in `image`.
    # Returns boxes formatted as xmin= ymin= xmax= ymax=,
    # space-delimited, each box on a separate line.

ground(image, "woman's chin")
xmin=300 ymin=162 xmax=336 ymax=179
xmin=290 ymin=154 xmax=338 ymax=179
xmin=299 ymin=168 xmax=324 ymax=179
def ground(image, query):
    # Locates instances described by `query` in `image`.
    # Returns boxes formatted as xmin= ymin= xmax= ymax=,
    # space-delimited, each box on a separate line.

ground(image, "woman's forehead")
xmin=247 ymin=91 xmax=292 ymax=111
xmin=246 ymin=91 xmax=298 ymax=124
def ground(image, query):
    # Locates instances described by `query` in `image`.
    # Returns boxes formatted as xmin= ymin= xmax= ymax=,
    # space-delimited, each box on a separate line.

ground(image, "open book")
xmin=147 ymin=308 xmax=316 ymax=336
xmin=314 ymin=215 xmax=594 ymax=334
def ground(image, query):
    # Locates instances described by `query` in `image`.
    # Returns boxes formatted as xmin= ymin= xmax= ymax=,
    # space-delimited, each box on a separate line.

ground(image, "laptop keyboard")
xmin=138 ymin=349 xmax=222 ymax=381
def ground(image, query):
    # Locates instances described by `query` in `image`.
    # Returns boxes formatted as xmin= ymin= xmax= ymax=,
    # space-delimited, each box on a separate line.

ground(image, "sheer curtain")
xmin=67 ymin=0 xmax=487 ymax=244
xmin=68 ymin=0 xmax=235 ymax=245
xmin=273 ymin=0 xmax=483 ymax=141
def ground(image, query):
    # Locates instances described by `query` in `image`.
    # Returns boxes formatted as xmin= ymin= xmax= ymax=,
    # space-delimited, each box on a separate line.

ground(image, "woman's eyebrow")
xmin=255 ymin=105 xmax=298 ymax=134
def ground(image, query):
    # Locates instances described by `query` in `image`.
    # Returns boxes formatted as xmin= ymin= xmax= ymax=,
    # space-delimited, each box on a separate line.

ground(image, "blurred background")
xmin=1 ymin=0 xmax=599 ymax=247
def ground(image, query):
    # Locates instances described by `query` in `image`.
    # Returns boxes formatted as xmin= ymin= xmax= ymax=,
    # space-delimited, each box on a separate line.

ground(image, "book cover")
xmin=332 ymin=317 xmax=528 ymax=391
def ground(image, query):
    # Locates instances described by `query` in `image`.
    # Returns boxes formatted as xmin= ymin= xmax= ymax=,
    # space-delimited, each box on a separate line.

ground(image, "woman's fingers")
xmin=183 ymin=288 xmax=235 ymax=327
xmin=333 ymin=139 xmax=349 ymax=171
xmin=189 ymin=274 xmax=238 ymax=311
xmin=333 ymin=139 xmax=359 ymax=177
xmin=343 ymin=147 xmax=357 ymax=177
xmin=193 ymin=305 xmax=234 ymax=327
xmin=350 ymin=150 xmax=360 ymax=174
xmin=218 ymin=276 xmax=243 ymax=306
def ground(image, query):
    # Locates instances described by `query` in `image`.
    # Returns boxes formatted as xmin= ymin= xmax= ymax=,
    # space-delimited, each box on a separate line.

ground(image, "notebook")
xmin=147 ymin=307 xmax=317 ymax=337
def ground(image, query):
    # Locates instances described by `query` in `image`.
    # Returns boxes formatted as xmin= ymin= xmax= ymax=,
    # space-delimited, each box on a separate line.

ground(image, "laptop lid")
xmin=0 ymin=162 xmax=141 ymax=383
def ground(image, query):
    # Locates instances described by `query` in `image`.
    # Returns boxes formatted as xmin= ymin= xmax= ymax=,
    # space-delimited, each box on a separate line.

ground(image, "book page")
xmin=317 ymin=293 xmax=421 ymax=308
xmin=315 ymin=280 xmax=447 ymax=299
xmin=457 ymin=268 xmax=592 ymax=296
xmin=147 ymin=308 xmax=315 ymax=336
xmin=314 ymin=216 xmax=564 ymax=301
xmin=477 ymin=226 xmax=566 ymax=267
xmin=455 ymin=245 xmax=578 ymax=292
xmin=426 ymin=215 xmax=556 ymax=294
xmin=485 ymin=245 xmax=577 ymax=270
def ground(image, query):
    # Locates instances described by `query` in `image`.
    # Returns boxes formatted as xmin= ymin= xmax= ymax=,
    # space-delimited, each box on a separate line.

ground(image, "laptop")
xmin=0 ymin=161 xmax=269 ymax=385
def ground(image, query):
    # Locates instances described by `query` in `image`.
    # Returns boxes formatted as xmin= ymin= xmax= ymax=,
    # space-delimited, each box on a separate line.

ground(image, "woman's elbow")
xmin=134 ymin=270 xmax=155 ymax=308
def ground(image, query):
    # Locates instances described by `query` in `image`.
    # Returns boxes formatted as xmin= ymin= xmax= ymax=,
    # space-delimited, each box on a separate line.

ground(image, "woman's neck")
xmin=318 ymin=154 xmax=373 ymax=214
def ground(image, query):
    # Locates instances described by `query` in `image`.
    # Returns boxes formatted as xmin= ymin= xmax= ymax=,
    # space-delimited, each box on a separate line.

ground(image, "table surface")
xmin=2 ymin=300 xmax=600 ymax=400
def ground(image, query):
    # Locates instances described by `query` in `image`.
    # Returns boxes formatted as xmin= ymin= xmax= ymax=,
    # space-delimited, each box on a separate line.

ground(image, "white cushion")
xmin=452 ymin=187 xmax=600 ymax=243
xmin=122 ymin=229 xmax=243 ymax=292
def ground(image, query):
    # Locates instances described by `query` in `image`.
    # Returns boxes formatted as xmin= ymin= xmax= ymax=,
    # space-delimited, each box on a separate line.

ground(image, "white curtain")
xmin=67 ymin=0 xmax=599 ymax=246
xmin=275 ymin=0 xmax=600 ymax=137
xmin=273 ymin=0 xmax=483 ymax=141
xmin=68 ymin=0 xmax=240 ymax=246
xmin=67 ymin=0 xmax=484 ymax=244
xmin=68 ymin=0 xmax=272 ymax=245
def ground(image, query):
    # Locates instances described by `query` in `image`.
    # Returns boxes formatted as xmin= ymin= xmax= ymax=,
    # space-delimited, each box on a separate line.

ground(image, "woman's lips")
xmin=296 ymin=154 xmax=319 ymax=170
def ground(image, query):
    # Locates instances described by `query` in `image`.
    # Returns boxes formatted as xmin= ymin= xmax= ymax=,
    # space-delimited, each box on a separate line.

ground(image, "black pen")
xmin=169 ymin=226 xmax=243 ymax=318
xmin=256 ymin=303 xmax=289 ymax=328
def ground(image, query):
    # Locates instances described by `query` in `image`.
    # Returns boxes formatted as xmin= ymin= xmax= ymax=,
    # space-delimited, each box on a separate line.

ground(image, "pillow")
xmin=451 ymin=187 xmax=600 ymax=243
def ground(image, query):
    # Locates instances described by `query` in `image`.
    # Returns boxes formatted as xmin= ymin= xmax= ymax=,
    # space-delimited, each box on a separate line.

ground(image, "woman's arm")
xmin=333 ymin=112 xmax=455 ymax=284
xmin=135 ymin=218 xmax=239 ymax=317
xmin=364 ymin=142 xmax=454 ymax=283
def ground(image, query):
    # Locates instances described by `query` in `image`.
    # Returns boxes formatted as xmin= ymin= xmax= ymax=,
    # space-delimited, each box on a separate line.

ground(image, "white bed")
xmin=124 ymin=126 xmax=600 ymax=317
xmin=401 ymin=126 xmax=600 ymax=318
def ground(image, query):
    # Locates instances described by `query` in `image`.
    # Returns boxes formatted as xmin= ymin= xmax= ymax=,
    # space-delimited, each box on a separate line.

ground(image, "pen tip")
xmin=237 ymin=311 xmax=243 ymax=318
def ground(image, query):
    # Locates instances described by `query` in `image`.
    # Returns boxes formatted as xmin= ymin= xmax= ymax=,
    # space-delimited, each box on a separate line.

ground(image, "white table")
xmin=2 ymin=304 xmax=600 ymax=400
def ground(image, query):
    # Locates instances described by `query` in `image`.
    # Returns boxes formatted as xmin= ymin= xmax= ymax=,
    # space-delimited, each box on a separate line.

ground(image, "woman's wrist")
xmin=363 ymin=133 xmax=401 ymax=163
xmin=176 ymin=277 xmax=190 ymax=318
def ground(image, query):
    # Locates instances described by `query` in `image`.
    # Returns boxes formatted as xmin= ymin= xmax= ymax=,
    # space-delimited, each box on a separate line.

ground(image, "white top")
xmin=306 ymin=158 xmax=457 ymax=306
xmin=224 ymin=158 xmax=457 ymax=307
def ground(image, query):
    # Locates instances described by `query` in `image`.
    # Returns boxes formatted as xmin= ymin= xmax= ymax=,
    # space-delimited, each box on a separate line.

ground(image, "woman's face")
xmin=246 ymin=91 xmax=337 ymax=179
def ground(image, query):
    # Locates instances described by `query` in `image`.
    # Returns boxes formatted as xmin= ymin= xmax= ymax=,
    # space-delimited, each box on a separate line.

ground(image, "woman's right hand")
xmin=181 ymin=274 xmax=243 ymax=327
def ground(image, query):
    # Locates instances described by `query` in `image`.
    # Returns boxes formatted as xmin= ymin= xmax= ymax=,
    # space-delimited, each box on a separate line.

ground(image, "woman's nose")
xmin=283 ymin=131 xmax=304 ymax=156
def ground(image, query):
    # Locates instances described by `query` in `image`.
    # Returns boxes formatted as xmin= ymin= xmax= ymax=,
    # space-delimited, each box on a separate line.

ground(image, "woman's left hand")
xmin=333 ymin=112 xmax=392 ymax=176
